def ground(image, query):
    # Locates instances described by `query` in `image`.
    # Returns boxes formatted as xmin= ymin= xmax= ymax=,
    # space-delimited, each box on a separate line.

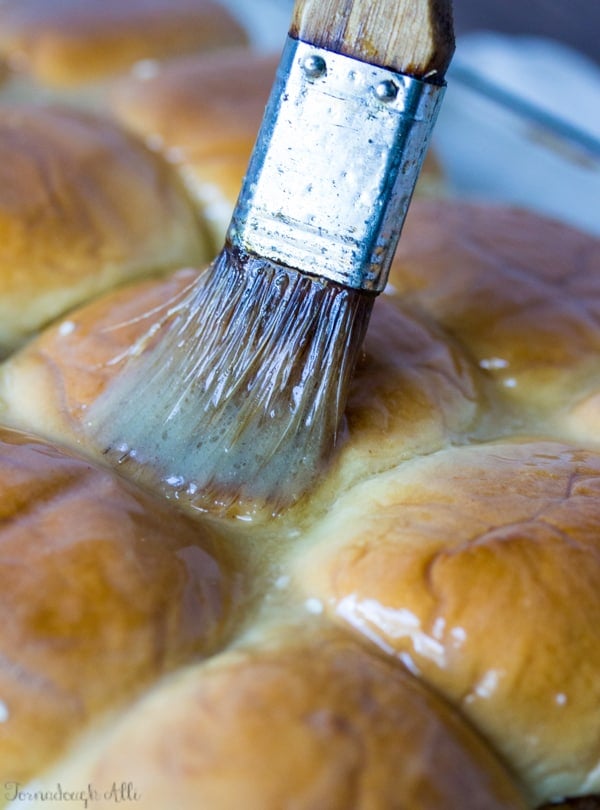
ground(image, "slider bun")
xmin=389 ymin=200 xmax=600 ymax=441
xmin=0 ymin=104 xmax=209 ymax=356
xmin=290 ymin=439 xmax=600 ymax=803
xmin=110 ymin=49 xmax=279 ymax=246
xmin=30 ymin=628 xmax=528 ymax=809
xmin=0 ymin=268 xmax=199 ymax=443
xmin=0 ymin=0 xmax=247 ymax=88
xmin=109 ymin=50 xmax=445 ymax=247
xmin=329 ymin=291 xmax=486 ymax=498
xmin=0 ymin=426 xmax=246 ymax=784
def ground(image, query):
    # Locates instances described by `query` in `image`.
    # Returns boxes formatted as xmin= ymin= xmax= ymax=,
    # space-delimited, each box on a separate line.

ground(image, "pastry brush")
xmin=88 ymin=0 xmax=455 ymax=519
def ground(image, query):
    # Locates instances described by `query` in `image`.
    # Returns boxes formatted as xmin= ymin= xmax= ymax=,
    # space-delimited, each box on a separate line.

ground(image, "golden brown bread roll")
xmin=0 ymin=0 xmax=247 ymax=90
xmin=109 ymin=49 xmax=281 ymax=248
xmin=289 ymin=439 xmax=600 ymax=803
xmin=0 ymin=425 xmax=247 ymax=785
xmin=0 ymin=104 xmax=209 ymax=356
xmin=27 ymin=627 xmax=528 ymax=809
xmin=109 ymin=49 xmax=446 ymax=248
xmin=388 ymin=200 xmax=600 ymax=441
xmin=0 ymin=268 xmax=200 ymax=444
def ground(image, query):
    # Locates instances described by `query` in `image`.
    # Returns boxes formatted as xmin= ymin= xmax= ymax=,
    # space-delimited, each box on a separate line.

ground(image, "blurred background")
xmin=433 ymin=0 xmax=600 ymax=235
xmin=453 ymin=0 xmax=599 ymax=65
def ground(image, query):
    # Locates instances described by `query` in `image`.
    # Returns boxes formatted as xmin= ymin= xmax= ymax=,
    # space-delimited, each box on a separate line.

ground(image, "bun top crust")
xmin=109 ymin=49 xmax=279 ymax=246
xmin=0 ymin=267 xmax=200 ymax=441
xmin=0 ymin=426 xmax=247 ymax=785
xmin=111 ymin=49 xmax=278 ymax=165
xmin=290 ymin=438 xmax=600 ymax=802
xmin=0 ymin=0 xmax=247 ymax=87
xmin=26 ymin=628 xmax=528 ymax=810
xmin=388 ymin=200 xmax=600 ymax=435
xmin=0 ymin=105 xmax=209 ymax=355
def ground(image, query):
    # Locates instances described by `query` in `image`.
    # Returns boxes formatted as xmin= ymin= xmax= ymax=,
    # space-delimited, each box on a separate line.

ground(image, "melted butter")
xmin=335 ymin=594 xmax=447 ymax=669
xmin=450 ymin=626 xmax=467 ymax=647
xmin=0 ymin=700 xmax=9 ymax=723
xmin=479 ymin=358 xmax=509 ymax=371
xmin=465 ymin=669 xmax=505 ymax=703
xmin=130 ymin=59 xmax=161 ymax=81
xmin=57 ymin=320 xmax=76 ymax=337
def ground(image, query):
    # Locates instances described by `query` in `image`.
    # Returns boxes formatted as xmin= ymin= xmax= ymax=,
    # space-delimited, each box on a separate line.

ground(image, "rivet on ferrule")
xmin=374 ymin=79 xmax=399 ymax=102
xmin=302 ymin=53 xmax=327 ymax=79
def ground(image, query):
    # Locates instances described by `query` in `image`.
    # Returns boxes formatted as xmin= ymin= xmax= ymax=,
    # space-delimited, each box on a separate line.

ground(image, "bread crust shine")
xmin=290 ymin=440 xmax=600 ymax=802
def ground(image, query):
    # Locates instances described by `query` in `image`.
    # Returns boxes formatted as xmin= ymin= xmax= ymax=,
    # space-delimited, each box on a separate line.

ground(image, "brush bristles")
xmin=87 ymin=246 xmax=373 ymax=518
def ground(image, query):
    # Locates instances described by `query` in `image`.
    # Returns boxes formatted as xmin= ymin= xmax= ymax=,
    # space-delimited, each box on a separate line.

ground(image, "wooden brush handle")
xmin=290 ymin=0 xmax=454 ymax=81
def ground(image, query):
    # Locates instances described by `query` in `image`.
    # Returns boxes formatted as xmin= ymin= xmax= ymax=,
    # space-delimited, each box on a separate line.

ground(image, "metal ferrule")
xmin=227 ymin=37 xmax=445 ymax=293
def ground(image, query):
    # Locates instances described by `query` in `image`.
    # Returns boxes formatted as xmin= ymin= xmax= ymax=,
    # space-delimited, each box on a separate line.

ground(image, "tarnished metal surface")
xmin=228 ymin=37 xmax=445 ymax=292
